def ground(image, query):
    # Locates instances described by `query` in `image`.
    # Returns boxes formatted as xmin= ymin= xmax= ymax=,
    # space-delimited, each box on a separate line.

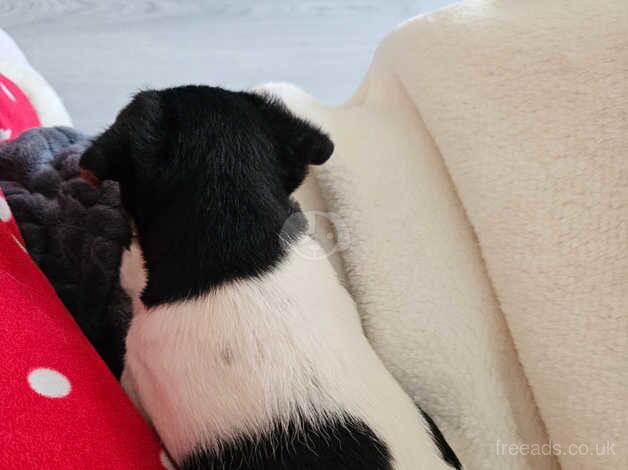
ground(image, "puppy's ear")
xmin=80 ymin=90 xmax=162 ymax=186
xmin=247 ymin=92 xmax=334 ymax=193
xmin=280 ymin=119 xmax=334 ymax=193
xmin=288 ymin=121 xmax=334 ymax=166
xmin=79 ymin=134 xmax=128 ymax=186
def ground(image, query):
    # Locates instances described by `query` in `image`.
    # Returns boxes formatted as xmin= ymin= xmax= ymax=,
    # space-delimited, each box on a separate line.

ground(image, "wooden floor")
xmin=2 ymin=0 xmax=453 ymax=134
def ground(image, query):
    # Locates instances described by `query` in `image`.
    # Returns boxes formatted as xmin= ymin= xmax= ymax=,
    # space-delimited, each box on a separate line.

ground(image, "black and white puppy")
xmin=80 ymin=86 xmax=461 ymax=470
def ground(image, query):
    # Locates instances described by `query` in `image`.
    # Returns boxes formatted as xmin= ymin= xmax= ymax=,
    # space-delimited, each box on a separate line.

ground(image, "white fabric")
xmin=263 ymin=1 xmax=628 ymax=469
xmin=0 ymin=29 xmax=71 ymax=127
xmin=0 ymin=29 xmax=29 ymax=68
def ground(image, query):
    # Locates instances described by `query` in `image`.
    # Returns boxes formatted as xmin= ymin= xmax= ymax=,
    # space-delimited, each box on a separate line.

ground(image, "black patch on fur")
xmin=419 ymin=408 xmax=462 ymax=469
xmin=79 ymin=86 xmax=333 ymax=307
xmin=181 ymin=416 xmax=392 ymax=470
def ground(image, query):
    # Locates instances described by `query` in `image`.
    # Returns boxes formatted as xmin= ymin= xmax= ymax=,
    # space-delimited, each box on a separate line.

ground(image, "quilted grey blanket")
xmin=0 ymin=127 xmax=130 ymax=377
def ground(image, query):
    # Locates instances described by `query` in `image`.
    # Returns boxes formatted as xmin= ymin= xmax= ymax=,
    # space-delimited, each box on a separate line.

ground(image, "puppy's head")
xmin=80 ymin=87 xmax=333 ymax=304
xmin=80 ymin=86 xmax=333 ymax=227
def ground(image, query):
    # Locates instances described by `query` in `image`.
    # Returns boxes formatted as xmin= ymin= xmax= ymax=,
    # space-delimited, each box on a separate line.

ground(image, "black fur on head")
xmin=80 ymin=86 xmax=334 ymax=307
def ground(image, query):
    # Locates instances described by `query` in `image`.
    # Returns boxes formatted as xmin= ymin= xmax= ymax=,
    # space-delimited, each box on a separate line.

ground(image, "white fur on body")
xmin=120 ymin=236 xmax=450 ymax=469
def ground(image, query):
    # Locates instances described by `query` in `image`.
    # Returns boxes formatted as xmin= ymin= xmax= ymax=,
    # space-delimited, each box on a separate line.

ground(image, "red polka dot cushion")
xmin=0 ymin=187 xmax=166 ymax=469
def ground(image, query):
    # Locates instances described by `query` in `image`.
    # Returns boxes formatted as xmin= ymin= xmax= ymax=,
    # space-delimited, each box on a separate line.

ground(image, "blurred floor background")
xmin=2 ymin=0 xmax=454 ymax=134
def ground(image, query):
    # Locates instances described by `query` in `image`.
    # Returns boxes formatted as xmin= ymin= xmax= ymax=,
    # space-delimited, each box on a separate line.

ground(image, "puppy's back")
xmin=123 ymin=236 xmax=458 ymax=469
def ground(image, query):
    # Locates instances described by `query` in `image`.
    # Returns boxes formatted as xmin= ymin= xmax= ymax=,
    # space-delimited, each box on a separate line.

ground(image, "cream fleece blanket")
xmin=263 ymin=1 xmax=628 ymax=469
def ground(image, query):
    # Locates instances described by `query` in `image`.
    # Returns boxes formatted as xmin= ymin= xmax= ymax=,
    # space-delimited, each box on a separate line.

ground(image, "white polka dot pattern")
xmin=0 ymin=197 xmax=11 ymax=222
xmin=1 ymin=82 xmax=16 ymax=102
xmin=0 ymin=128 xmax=11 ymax=142
xmin=27 ymin=368 xmax=71 ymax=398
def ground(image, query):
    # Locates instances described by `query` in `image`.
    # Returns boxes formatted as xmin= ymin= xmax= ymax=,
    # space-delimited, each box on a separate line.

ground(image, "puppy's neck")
xmin=135 ymin=198 xmax=307 ymax=308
